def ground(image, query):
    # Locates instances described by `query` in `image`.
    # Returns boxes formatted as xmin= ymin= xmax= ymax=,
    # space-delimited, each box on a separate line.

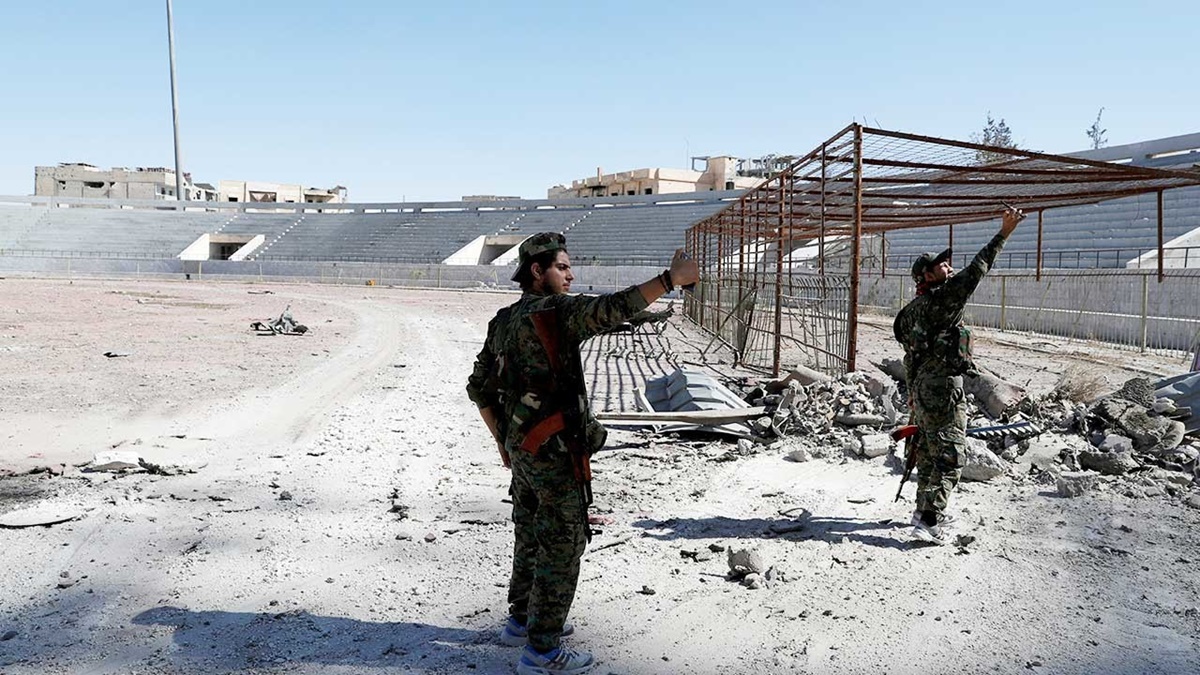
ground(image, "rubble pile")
xmin=727 ymin=365 xmax=1198 ymax=502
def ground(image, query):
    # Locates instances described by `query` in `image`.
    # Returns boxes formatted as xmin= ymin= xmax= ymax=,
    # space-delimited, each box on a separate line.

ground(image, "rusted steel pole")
xmin=717 ymin=215 xmax=724 ymax=325
xmin=848 ymin=125 xmax=863 ymax=373
xmin=773 ymin=176 xmax=786 ymax=377
xmin=819 ymin=143 xmax=827 ymax=275
xmin=1036 ymin=210 xmax=1044 ymax=281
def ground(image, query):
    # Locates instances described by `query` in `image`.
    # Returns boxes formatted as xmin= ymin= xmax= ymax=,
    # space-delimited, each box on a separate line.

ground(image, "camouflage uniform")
xmin=466 ymin=239 xmax=648 ymax=653
xmin=893 ymin=234 xmax=1007 ymax=520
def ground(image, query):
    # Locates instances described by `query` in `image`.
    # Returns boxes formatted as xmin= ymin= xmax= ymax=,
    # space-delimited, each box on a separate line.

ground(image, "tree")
xmin=1086 ymin=107 xmax=1108 ymax=150
xmin=970 ymin=112 xmax=1018 ymax=164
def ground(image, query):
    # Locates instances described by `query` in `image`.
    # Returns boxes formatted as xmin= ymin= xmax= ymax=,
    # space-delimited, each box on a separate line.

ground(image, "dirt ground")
xmin=1 ymin=277 xmax=1198 ymax=675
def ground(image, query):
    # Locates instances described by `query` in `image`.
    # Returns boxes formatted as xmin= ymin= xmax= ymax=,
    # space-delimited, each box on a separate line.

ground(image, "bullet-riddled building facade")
xmin=547 ymin=156 xmax=764 ymax=199
xmin=34 ymin=163 xmax=215 ymax=201
xmin=32 ymin=164 xmax=345 ymax=204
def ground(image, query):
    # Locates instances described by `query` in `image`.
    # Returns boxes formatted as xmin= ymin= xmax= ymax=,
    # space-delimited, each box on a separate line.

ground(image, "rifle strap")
xmin=529 ymin=308 xmax=562 ymax=371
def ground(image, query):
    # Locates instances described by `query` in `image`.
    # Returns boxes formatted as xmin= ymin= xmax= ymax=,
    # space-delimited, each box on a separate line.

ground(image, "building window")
xmin=644 ymin=188 xmax=653 ymax=195
xmin=725 ymin=181 xmax=735 ymax=190
xmin=626 ymin=190 xmax=635 ymax=196
xmin=229 ymin=196 xmax=239 ymax=202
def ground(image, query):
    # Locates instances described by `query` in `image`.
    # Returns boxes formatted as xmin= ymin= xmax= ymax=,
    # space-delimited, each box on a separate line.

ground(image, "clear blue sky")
xmin=1 ymin=0 xmax=1196 ymax=202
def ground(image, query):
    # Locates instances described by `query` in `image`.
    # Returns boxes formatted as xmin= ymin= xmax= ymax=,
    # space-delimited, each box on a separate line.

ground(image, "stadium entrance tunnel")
xmin=179 ymin=233 xmax=265 ymax=261
xmin=443 ymin=233 xmax=529 ymax=266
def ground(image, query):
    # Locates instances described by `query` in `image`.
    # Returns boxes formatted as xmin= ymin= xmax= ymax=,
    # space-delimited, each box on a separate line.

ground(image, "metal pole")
xmin=1140 ymin=273 xmax=1149 ymax=352
xmin=1035 ymin=210 xmax=1044 ymax=281
xmin=166 ymin=0 xmax=187 ymax=204
xmin=1157 ymin=190 xmax=1164 ymax=283
xmin=773 ymin=176 xmax=785 ymax=377
xmin=848 ymin=125 xmax=863 ymax=373
xmin=1000 ymin=276 xmax=1007 ymax=331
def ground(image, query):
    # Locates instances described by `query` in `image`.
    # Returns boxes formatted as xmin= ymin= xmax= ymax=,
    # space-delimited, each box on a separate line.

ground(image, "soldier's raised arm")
xmin=560 ymin=249 xmax=700 ymax=343
xmin=942 ymin=207 xmax=1024 ymax=307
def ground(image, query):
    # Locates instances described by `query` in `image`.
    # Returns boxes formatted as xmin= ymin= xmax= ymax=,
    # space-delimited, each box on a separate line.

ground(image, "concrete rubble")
xmin=722 ymin=364 xmax=1197 ymax=501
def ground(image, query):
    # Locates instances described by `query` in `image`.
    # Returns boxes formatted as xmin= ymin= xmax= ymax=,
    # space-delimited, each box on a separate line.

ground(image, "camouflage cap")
xmin=511 ymin=232 xmax=567 ymax=281
xmin=911 ymin=248 xmax=952 ymax=283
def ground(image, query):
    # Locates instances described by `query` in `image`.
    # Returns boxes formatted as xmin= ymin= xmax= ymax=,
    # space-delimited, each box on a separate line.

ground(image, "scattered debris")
xmin=251 ymin=305 xmax=309 ymax=336
xmin=102 ymin=351 xmax=131 ymax=358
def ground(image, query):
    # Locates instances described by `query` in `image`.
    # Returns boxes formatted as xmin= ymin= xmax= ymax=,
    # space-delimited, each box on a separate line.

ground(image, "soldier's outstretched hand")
xmin=1000 ymin=206 xmax=1026 ymax=238
xmin=669 ymin=249 xmax=700 ymax=288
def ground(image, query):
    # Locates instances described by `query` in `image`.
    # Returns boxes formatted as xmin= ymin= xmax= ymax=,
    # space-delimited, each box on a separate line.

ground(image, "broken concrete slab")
xmin=964 ymin=371 xmax=1027 ymax=418
xmin=860 ymin=434 xmax=892 ymax=459
xmin=1098 ymin=434 xmax=1134 ymax=454
xmin=1016 ymin=435 xmax=1068 ymax=473
xmin=962 ymin=438 xmax=1007 ymax=482
xmin=1057 ymin=471 xmax=1100 ymax=497
xmin=727 ymin=549 xmax=766 ymax=577
xmin=773 ymin=365 xmax=831 ymax=389
xmin=784 ymin=448 xmax=811 ymax=463
xmin=0 ymin=505 xmax=84 ymax=529
xmin=1091 ymin=398 xmax=1184 ymax=452
xmin=86 ymin=451 xmax=141 ymax=472
xmin=1079 ymin=449 xmax=1139 ymax=476
xmin=835 ymin=413 xmax=888 ymax=427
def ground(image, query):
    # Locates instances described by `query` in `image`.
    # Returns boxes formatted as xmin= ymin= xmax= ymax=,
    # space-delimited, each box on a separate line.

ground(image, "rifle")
xmin=892 ymin=420 xmax=1044 ymax=501
xmin=892 ymin=423 xmax=920 ymax=502
xmin=526 ymin=307 xmax=596 ymax=541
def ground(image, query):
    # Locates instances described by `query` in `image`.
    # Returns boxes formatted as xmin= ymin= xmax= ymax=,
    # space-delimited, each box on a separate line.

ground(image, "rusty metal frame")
xmin=685 ymin=124 xmax=1200 ymax=376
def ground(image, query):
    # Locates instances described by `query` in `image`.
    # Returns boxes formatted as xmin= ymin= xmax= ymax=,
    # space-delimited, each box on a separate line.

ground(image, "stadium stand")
xmin=0 ymin=206 xmax=49 ymax=249
xmin=5 ymin=208 xmax=227 ymax=257
xmin=2 ymin=130 xmax=1196 ymax=269
xmin=566 ymin=202 xmax=728 ymax=266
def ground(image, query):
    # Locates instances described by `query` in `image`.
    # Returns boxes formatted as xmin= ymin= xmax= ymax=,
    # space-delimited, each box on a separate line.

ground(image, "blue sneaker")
xmin=499 ymin=616 xmax=575 ymax=647
xmin=516 ymin=644 xmax=596 ymax=675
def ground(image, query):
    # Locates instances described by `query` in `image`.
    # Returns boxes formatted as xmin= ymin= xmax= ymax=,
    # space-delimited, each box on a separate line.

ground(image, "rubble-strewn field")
xmin=1 ymin=277 xmax=1198 ymax=675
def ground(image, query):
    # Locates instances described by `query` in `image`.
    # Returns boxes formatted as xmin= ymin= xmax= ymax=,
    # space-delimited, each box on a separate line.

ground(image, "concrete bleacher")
xmin=254 ymin=210 xmax=518 ymax=262
xmin=0 ymin=191 xmax=736 ymax=263
xmin=7 ymin=208 xmax=227 ymax=257
xmin=0 ymin=207 xmax=49 ymax=249
xmin=565 ymin=202 xmax=727 ymax=266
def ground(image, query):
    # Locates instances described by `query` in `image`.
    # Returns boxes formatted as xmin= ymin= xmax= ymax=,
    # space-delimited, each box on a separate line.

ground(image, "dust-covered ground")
xmin=1 ymin=277 xmax=1198 ymax=675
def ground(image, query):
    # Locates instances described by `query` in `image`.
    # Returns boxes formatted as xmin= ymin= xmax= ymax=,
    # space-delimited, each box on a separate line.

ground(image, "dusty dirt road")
xmin=1 ymin=278 xmax=1198 ymax=674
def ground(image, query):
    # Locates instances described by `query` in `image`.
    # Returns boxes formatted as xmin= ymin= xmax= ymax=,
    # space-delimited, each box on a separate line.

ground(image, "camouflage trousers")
xmin=507 ymin=443 xmax=588 ymax=653
xmin=911 ymin=374 xmax=967 ymax=518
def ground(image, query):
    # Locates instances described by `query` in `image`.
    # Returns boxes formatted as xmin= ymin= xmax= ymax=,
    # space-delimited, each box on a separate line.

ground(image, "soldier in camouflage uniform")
xmin=893 ymin=208 xmax=1024 ymax=545
xmin=466 ymin=232 xmax=698 ymax=675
